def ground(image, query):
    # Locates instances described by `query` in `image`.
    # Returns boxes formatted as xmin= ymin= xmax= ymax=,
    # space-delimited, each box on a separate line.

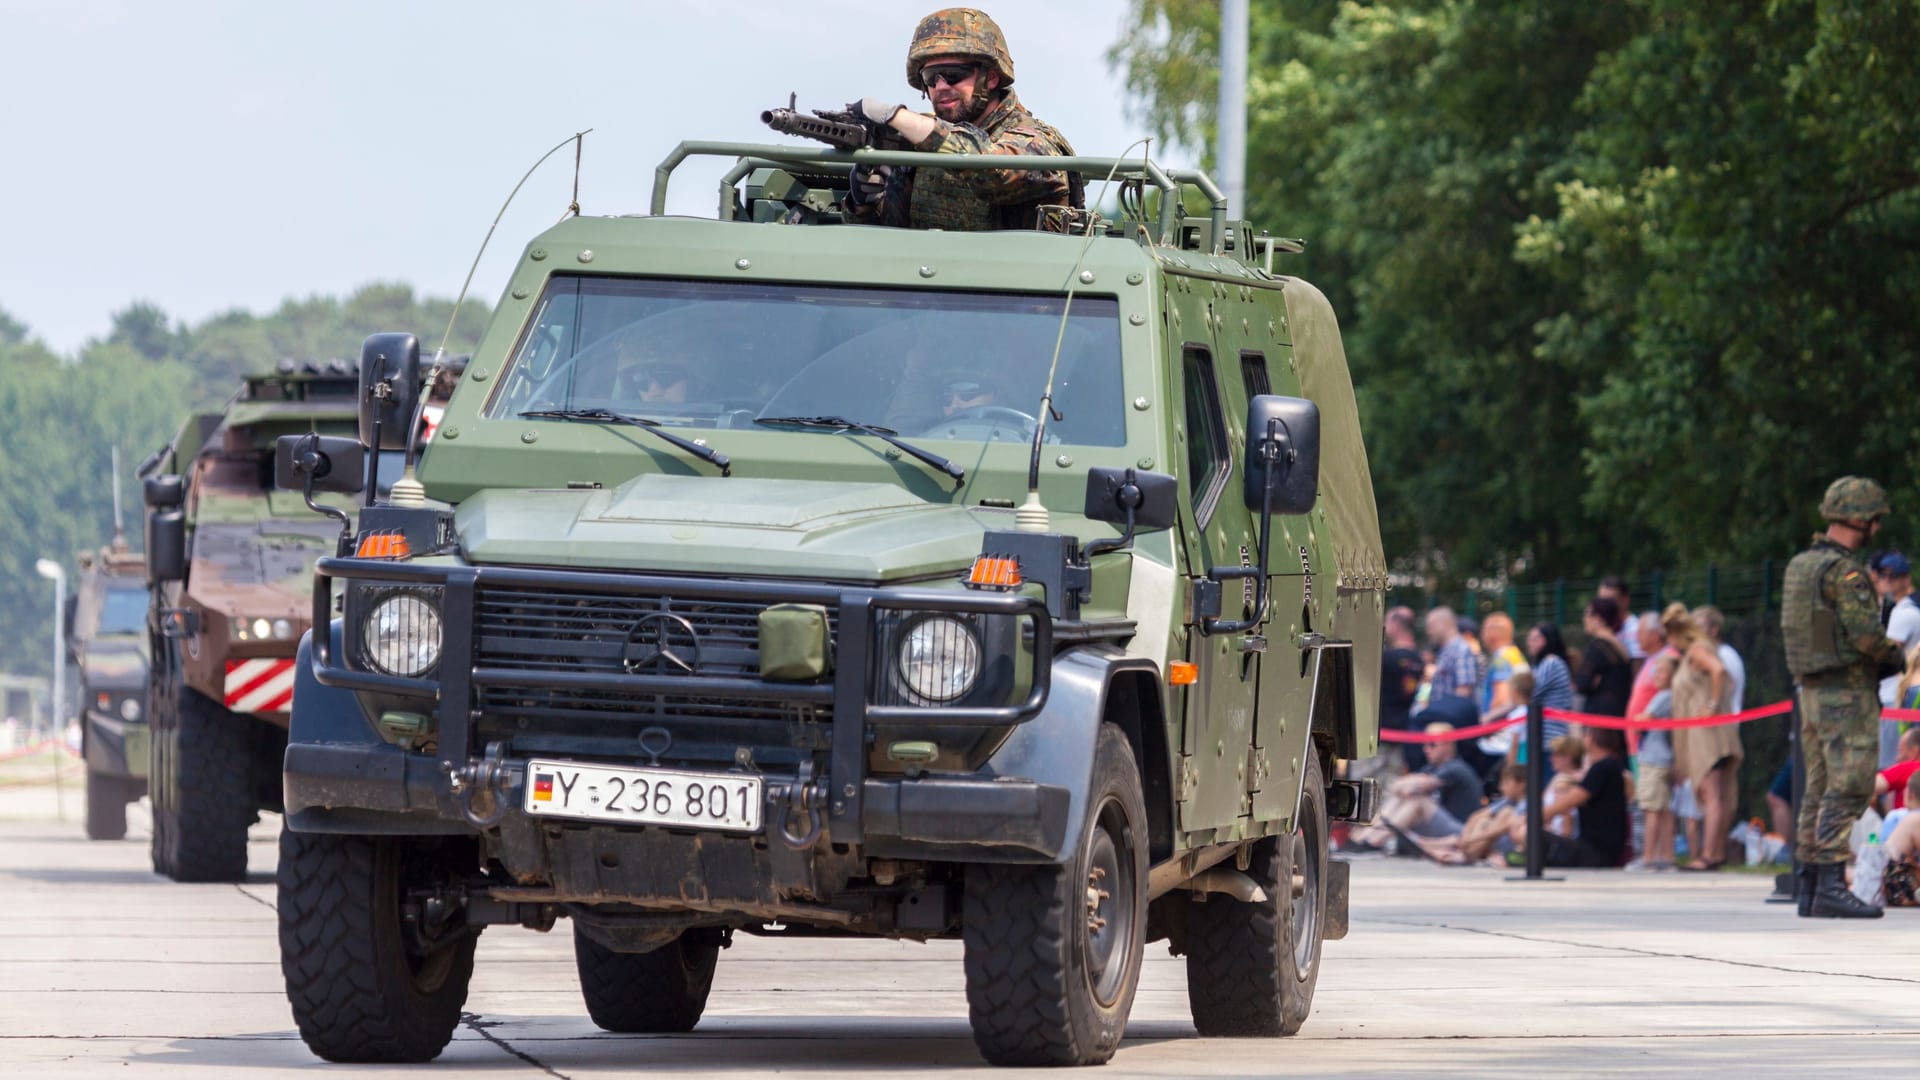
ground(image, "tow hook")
xmin=444 ymin=740 xmax=513 ymax=829
xmin=772 ymin=758 xmax=826 ymax=850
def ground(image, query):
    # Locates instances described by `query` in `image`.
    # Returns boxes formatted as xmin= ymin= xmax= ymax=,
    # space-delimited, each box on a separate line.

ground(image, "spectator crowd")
xmin=1349 ymin=569 xmax=1920 ymax=911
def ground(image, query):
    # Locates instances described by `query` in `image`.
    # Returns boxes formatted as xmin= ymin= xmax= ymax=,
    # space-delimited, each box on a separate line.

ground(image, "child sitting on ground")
xmin=1547 ymin=734 xmax=1586 ymax=839
xmin=1883 ymin=771 xmax=1920 ymax=907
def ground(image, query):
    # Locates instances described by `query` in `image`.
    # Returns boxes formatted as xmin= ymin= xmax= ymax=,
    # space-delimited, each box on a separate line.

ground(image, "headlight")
xmin=119 ymin=696 xmax=142 ymax=722
xmin=272 ymin=618 xmax=294 ymax=640
xmin=362 ymin=592 xmax=444 ymax=676
xmin=896 ymin=616 xmax=981 ymax=704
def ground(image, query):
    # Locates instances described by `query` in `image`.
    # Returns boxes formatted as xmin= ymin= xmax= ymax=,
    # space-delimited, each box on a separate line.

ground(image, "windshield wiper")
xmin=519 ymin=408 xmax=731 ymax=476
xmin=754 ymin=416 xmax=965 ymax=488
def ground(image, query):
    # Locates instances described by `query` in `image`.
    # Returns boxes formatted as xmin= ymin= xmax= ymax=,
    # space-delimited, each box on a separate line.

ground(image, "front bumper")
xmin=285 ymin=740 xmax=1070 ymax=860
xmin=84 ymin=710 xmax=149 ymax=782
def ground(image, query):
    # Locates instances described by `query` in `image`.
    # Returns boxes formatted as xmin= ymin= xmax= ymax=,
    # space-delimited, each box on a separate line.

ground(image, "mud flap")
xmin=1324 ymin=859 xmax=1350 ymax=941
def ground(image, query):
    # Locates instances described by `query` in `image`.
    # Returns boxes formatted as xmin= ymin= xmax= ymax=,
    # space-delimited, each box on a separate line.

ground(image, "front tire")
xmin=149 ymin=675 xmax=258 ymax=882
xmin=85 ymin=768 xmax=129 ymax=841
xmin=1184 ymin=751 xmax=1329 ymax=1036
xmin=574 ymin=925 xmax=720 ymax=1033
xmin=963 ymin=723 xmax=1147 ymax=1067
xmin=278 ymin=831 xmax=478 ymax=1063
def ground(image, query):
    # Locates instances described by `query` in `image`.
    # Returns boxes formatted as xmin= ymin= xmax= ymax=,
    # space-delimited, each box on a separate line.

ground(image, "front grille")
xmin=471 ymin=583 xmax=839 ymax=725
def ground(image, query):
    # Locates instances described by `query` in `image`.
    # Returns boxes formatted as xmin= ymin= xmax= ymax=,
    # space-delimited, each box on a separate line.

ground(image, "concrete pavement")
xmin=1 ymin=777 xmax=1915 ymax=1077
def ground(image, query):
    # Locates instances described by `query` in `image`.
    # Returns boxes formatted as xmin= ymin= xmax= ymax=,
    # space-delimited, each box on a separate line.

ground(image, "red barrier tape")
xmin=1545 ymin=700 xmax=1794 ymax=731
xmin=1383 ymin=697 xmax=1915 ymax=744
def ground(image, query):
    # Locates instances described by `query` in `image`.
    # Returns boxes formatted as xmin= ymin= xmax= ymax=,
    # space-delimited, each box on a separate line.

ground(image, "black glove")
xmin=850 ymin=163 xmax=892 ymax=207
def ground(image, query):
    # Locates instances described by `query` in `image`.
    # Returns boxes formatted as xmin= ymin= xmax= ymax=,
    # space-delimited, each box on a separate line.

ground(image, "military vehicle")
xmin=141 ymin=364 xmax=367 ymax=881
xmin=275 ymin=141 xmax=1385 ymax=1067
xmin=71 ymin=539 xmax=151 ymax=840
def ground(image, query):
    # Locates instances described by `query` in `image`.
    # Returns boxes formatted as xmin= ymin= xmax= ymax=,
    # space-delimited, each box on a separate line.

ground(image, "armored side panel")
xmin=1283 ymin=278 xmax=1385 ymax=758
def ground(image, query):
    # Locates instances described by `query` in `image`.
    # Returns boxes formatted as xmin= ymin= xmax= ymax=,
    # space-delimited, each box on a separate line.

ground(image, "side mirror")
xmin=358 ymin=332 xmax=421 ymax=450
xmin=276 ymin=434 xmax=367 ymax=494
xmin=1084 ymin=467 xmax=1178 ymax=532
xmin=146 ymin=508 xmax=187 ymax=584
xmin=1243 ymin=395 xmax=1320 ymax=516
xmin=143 ymin=474 xmax=185 ymax=510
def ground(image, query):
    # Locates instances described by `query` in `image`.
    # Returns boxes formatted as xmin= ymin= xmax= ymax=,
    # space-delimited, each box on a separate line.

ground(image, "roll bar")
xmin=649 ymin=141 xmax=1229 ymax=253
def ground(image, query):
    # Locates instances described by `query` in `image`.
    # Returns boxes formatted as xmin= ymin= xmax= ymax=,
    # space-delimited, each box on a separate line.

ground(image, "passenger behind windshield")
xmin=486 ymin=277 xmax=1125 ymax=446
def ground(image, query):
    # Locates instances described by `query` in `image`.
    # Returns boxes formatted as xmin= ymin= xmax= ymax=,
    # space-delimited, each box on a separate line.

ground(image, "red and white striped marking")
xmin=225 ymin=658 xmax=295 ymax=714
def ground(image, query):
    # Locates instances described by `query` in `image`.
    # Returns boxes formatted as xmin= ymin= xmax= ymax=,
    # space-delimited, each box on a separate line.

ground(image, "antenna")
xmin=110 ymin=445 xmax=125 ymax=548
xmin=1016 ymin=138 xmax=1153 ymax=533
xmin=391 ymin=129 xmax=594 ymax=507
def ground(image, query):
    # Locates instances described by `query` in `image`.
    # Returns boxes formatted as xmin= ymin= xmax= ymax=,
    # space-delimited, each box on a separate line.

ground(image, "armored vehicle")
xmin=141 ymin=365 xmax=366 ymax=881
xmin=277 ymin=142 xmax=1386 ymax=1067
xmin=70 ymin=541 xmax=151 ymax=840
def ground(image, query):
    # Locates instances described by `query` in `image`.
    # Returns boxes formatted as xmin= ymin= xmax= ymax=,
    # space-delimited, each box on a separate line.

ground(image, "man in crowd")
xmin=1599 ymin=575 xmax=1644 ymax=662
xmin=1377 ymin=606 xmax=1426 ymax=774
xmin=1872 ymin=551 xmax=1920 ymax=766
xmin=1782 ymin=476 xmax=1905 ymax=918
xmin=1426 ymin=607 xmax=1479 ymax=704
xmin=844 ymin=8 xmax=1080 ymax=231
xmin=1479 ymin=612 xmax=1530 ymax=721
xmin=1348 ymin=722 xmax=1485 ymax=853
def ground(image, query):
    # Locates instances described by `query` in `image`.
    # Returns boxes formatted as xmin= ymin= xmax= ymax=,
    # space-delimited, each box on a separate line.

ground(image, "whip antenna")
xmin=392 ymin=129 xmax=593 ymax=505
xmin=1016 ymin=138 xmax=1152 ymax=533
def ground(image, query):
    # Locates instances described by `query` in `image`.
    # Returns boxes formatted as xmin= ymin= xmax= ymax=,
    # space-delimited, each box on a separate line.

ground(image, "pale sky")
xmin=0 ymin=0 xmax=1186 ymax=356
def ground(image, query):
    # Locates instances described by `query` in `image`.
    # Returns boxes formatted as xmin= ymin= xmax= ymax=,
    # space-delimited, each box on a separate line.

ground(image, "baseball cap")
xmin=1879 ymin=551 xmax=1913 ymax=577
xmin=1458 ymin=615 xmax=1480 ymax=636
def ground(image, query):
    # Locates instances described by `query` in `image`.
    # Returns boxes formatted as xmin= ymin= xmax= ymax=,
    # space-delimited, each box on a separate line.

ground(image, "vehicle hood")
xmin=458 ymin=474 xmax=1013 ymax=582
xmin=81 ymin=638 xmax=149 ymax=685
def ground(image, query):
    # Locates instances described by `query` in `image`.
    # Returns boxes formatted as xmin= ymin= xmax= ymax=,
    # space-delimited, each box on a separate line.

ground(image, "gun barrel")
xmin=762 ymin=107 xmax=869 ymax=150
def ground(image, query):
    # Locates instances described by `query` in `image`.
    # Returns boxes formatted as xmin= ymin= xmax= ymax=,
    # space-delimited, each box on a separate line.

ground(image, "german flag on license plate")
xmin=532 ymin=772 xmax=555 ymax=802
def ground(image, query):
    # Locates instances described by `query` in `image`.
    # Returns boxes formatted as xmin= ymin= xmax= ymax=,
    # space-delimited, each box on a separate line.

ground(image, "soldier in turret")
xmin=843 ymin=8 xmax=1080 ymax=231
xmin=1782 ymin=476 xmax=1906 ymax=918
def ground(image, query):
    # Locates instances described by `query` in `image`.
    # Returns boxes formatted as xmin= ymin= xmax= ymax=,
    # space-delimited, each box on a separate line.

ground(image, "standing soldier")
xmin=843 ymin=8 xmax=1081 ymax=230
xmin=1782 ymin=476 xmax=1905 ymax=918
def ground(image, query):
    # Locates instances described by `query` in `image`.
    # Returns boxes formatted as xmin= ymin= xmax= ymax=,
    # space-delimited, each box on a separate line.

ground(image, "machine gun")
xmin=761 ymin=95 xmax=907 ymax=152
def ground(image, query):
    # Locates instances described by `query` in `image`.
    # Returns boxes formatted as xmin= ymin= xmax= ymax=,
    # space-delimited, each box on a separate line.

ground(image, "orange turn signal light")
xmin=1169 ymin=661 xmax=1198 ymax=686
xmin=354 ymin=531 xmax=412 ymax=560
xmin=966 ymin=555 xmax=1023 ymax=589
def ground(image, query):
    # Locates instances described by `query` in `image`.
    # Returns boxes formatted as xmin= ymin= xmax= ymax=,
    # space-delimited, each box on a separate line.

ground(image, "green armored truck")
xmin=141 ymin=364 xmax=367 ymax=881
xmin=70 ymin=541 xmax=150 ymax=840
xmin=275 ymin=143 xmax=1386 ymax=1067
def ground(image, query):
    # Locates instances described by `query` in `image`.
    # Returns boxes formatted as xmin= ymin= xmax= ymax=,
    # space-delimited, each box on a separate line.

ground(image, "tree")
xmin=107 ymin=301 xmax=180 ymax=362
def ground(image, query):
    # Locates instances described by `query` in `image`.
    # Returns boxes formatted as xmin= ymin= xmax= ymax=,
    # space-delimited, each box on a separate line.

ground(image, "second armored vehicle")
xmin=71 ymin=542 xmax=151 ymax=840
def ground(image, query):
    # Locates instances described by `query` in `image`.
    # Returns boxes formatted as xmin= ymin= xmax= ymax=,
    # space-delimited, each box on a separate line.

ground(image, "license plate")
xmin=523 ymin=759 xmax=762 ymax=832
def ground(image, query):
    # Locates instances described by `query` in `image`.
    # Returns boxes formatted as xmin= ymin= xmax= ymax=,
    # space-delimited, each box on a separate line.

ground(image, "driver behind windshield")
xmin=942 ymin=378 xmax=997 ymax=416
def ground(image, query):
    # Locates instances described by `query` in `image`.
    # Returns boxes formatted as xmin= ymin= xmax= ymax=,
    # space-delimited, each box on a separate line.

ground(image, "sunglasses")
xmin=921 ymin=63 xmax=978 ymax=89
xmin=944 ymin=380 xmax=988 ymax=401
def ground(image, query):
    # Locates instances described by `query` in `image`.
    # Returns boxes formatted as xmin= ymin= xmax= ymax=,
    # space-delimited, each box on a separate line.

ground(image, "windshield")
xmin=100 ymin=586 xmax=148 ymax=635
xmin=485 ymin=277 xmax=1126 ymax=446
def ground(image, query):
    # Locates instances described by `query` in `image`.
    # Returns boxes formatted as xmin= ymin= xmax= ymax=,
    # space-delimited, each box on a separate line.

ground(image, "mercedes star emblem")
xmin=622 ymin=612 xmax=702 ymax=675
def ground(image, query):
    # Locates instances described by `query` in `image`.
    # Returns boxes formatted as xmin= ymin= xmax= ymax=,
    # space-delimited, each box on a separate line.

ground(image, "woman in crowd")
xmin=1663 ymin=602 xmax=1741 ymax=870
xmin=1576 ymin=596 xmax=1634 ymax=718
xmin=1514 ymin=623 xmax=1575 ymax=767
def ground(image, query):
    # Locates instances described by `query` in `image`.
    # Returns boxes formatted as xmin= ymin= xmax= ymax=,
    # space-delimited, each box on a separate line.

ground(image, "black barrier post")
xmin=1507 ymin=698 xmax=1562 ymax=883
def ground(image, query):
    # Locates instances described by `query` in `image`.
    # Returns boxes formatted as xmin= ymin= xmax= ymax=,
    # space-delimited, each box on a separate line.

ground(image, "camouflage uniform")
xmin=1783 ymin=479 xmax=1904 ymax=867
xmin=849 ymin=8 xmax=1080 ymax=231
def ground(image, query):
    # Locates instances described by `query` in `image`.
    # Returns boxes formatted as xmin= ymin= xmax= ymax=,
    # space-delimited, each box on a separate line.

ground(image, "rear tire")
xmin=85 ymin=768 xmax=129 ymax=841
xmin=1185 ymin=752 xmax=1328 ymax=1036
xmin=962 ymin=723 xmax=1147 ymax=1066
xmin=574 ymin=925 xmax=719 ymax=1033
xmin=149 ymin=675 xmax=258 ymax=882
xmin=279 ymin=831 xmax=477 ymax=1063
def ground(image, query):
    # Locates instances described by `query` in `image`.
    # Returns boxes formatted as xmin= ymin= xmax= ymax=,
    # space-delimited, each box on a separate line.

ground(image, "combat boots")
xmin=1805 ymin=862 xmax=1882 ymax=919
xmin=1795 ymin=864 xmax=1814 ymax=917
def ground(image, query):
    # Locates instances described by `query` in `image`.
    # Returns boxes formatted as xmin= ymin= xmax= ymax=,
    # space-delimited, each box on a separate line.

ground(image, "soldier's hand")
xmin=853 ymin=97 xmax=904 ymax=126
xmin=850 ymin=163 xmax=892 ymax=206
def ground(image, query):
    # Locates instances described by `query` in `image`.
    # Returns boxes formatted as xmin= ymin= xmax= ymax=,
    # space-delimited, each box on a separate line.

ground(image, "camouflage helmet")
xmin=1820 ymin=475 xmax=1890 ymax=525
xmin=907 ymin=8 xmax=1015 ymax=91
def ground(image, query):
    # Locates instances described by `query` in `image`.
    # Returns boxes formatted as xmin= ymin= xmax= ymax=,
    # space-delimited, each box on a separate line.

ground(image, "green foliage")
xmin=1113 ymin=0 xmax=1920 ymax=582
xmin=0 ymin=284 xmax=490 ymax=684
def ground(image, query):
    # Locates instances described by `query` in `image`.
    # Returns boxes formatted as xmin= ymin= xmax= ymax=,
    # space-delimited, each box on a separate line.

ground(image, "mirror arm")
xmin=1083 ymin=469 xmax=1143 ymax=560
xmin=363 ymin=382 xmax=388 ymax=506
xmin=304 ymin=471 xmax=355 ymax=557
xmin=1204 ymin=419 xmax=1285 ymax=636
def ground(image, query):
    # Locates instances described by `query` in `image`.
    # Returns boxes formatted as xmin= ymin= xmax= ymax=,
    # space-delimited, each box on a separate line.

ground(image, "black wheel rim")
xmin=1080 ymin=795 xmax=1137 ymax=1007
xmin=1289 ymin=828 xmax=1319 ymax=978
